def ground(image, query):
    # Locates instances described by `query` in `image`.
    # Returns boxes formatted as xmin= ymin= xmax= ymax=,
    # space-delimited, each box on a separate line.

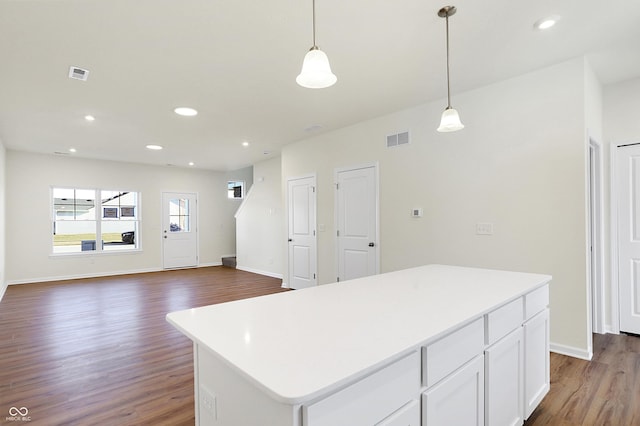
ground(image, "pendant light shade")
xmin=296 ymin=46 xmax=337 ymax=89
xmin=297 ymin=0 xmax=336 ymax=89
xmin=437 ymin=107 xmax=464 ymax=132
xmin=437 ymin=6 xmax=464 ymax=133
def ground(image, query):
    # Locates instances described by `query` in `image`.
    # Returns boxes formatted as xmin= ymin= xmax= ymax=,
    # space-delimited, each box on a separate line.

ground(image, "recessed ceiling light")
xmin=69 ymin=148 xmax=77 ymax=153
xmin=174 ymin=107 xmax=198 ymax=116
xmin=534 ymin=15 xmax=560 ymax=30
xmin=84 ymin=115 xmax=95 ymax=121
xmin=146 ymin=144 xmax=163 ymax=150
xmin=188 ymin=162 xmax=195 ymax=166
xmin=242 ymin=141 xmax=250 ymax=147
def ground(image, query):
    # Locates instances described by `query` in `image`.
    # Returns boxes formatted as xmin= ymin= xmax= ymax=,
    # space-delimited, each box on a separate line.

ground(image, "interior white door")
xmin=336 ymin=165 xmax=378 ymax=282
xmin=617 ymin=144 xmax=640 ymax=334
xmin=162 ymin=192 xmax=198 ymax=269
xmin=287 ymin=176 xmax=317 ymax=289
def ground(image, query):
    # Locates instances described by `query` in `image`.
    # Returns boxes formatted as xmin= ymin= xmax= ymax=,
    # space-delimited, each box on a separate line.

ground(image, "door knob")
xmin=369 ymin=242 xmax=375 ymax=247
xmin=288 ymin=238 xmax=293 ymax=242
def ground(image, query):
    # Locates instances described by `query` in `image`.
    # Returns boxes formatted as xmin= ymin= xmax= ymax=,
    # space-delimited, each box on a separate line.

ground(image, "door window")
xmin=169 ymin=198 xmax=190 ymax=232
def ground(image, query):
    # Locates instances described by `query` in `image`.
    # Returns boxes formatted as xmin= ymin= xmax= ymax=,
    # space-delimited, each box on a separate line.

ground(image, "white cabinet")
xmin=485 ymin=327 xmax=524 ymax=426
xmin=524 ymin=308 xmax=550 ymax=418
xmin=422 ymin=356 xmax=485 ymax=426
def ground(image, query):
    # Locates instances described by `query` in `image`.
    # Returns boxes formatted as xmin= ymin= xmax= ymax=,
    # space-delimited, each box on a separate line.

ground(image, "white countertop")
xmin=166 ymin=264 xmax=551 ymax=405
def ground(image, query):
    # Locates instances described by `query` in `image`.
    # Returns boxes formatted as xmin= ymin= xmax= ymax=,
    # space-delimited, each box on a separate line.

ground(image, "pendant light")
xmin=437 ymin=5 xmax=464 ymax=132
xmin=296 ymin=0 xmax=337 ymax=89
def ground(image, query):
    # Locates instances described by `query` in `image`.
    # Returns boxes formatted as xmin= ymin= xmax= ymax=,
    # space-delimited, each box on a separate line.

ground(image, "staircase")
xmin=222 ymin=256 xmax=237 ymax=268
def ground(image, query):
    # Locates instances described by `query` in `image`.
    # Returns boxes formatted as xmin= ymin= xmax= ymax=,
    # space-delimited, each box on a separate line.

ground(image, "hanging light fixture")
xmin=296 ymin=0 xmax=337 ymax=89
xmin=437 ymin=5 xmax=464 ymax=132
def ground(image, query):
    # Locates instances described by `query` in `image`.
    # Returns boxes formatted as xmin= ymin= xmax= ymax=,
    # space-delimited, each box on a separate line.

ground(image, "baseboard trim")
xmin=550 ymin=342 xmax=593 ymax=360
xmin=236 ymin=265 xmax=283 ymax=280
xmin=7 ymin=262 xmax=224 ymax=286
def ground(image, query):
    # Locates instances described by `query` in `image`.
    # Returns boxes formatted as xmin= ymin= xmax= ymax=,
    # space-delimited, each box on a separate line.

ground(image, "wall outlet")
xmin=476 ymin=223 xmax=494 ymax=235
xmin=200 ymin=385 xmax=217 ymax=420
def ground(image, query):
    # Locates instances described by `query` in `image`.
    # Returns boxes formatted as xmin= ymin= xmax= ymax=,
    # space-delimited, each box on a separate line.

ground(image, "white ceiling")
xmin=1 ymin=0 xmax=639 ymax=171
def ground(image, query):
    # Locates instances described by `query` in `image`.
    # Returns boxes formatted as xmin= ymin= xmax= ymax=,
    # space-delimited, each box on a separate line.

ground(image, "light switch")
xmin=411 ymin=208 xmax=423 ymax=218
xmin=476 ymin=223 xmax=494 ymax=235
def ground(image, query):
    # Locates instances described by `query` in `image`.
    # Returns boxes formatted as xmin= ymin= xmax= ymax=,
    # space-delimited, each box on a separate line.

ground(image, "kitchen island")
xmin=166 ymin=264 xmax=551 ymax=426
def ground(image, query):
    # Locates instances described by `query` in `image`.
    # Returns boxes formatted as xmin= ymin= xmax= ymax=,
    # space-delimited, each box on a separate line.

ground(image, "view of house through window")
xmin=227 ymin=181 xmax=244 ymax=199
xmin=52 ymin=188 xmax=139 ymax=254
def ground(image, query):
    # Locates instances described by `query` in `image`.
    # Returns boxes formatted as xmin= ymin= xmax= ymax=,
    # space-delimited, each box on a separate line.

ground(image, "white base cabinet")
xmin=166 ymin=265 xmax=551 ymax=426
xmin=524 ymin=308 xmax=550 ymax=418
xmin=485 ymin=328 xmax=524 ymax=426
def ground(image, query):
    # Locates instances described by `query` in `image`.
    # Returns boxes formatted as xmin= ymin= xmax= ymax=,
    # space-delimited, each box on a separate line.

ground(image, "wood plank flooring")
xmin=0 ymin=267 xmax=288 ymax=425
xmin=1 ymin=267 xmax=639 ymax=425
xmin=525 ymin=333 xmax=640 ymax=426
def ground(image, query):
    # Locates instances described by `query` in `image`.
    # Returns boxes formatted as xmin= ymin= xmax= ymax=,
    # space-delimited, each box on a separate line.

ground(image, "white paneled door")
xmin=617 ymin=144 xmax=640 ymax=334
xmin=162 ymin=192 xmax=198 ymax=269
xmin=336 ymin=165 xmax=378 ymax=282
xmin=287 ymin=176 xmax=317 ymax=289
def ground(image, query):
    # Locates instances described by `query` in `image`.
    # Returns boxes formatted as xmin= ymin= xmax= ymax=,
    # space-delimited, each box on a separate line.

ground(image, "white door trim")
xmin=588 ymin=138 xmax=605 ymax=334
xmin=334 ymin=162 xmax=380 ymax=282
xmin=610 ymin=142 xmax=619 ymax=334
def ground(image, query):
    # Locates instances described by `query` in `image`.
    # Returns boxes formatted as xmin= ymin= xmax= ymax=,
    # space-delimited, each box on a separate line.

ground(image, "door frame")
xmin=285 ymin=174 xmax=317 ymax=289
xmin=161 ymin=191 xmax=199 ymax=269
xmin=334 ymin=162 xmax=380 ymax=282
xmin=588 ymin=139 xmax=605 ymax=334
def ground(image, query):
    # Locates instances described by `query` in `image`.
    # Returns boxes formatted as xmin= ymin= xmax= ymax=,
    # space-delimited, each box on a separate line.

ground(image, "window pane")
xmin=103 ymin=221 xmax=138 ymax=251
xmin=52 ymin=221 xmax=97 ymax=253
xmin=169 ymin=198 xmax=190 ymax=232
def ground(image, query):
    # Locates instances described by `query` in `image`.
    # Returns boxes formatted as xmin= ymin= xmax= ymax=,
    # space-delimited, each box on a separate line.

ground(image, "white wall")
xmin=6 ymin=151 xmax=235 ymax=283
xmin=222 ymin=166 xmax=253 ymax=256
xmin=0 ymin=139 xmax=6 ymax=300
xmin=281 ymin=58 xmax=591 ymax=356
xmin=235 ymin=156 xmax=283 ymax=278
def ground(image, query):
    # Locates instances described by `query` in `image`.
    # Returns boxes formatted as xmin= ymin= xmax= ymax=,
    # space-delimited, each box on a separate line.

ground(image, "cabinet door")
xmin=376 ymin=400 xmax=420 ymax=426
xmin=524 ymin=309 xmax=550 ymax=418
xmin=485 ymin=327 xmax=524 ymax=426
xmin=423 ymin=355 xmax=484 ymax=426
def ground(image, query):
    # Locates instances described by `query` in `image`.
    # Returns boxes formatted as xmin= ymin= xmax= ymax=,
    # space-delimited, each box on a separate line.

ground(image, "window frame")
xmin=50 ymin=187 xmax=142 ymax=256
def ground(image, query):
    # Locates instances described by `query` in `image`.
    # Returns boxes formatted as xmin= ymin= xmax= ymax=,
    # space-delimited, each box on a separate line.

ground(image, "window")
xmin=227 ymin=181 xmax=244 ymax=199
xmin=52 ymin=188 xmax=140 ymax=254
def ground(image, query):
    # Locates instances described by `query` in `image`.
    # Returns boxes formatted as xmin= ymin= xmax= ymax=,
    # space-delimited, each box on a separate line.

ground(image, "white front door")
xmin=336 ymin=165 xmax=378 ymax=282
xmin=617 ymin=144 xmax=640 ymax=334
xmin=162 ymin=192 xmax=198 ymax=269
xmin=287 ymin=176 xmax=317 ymax=289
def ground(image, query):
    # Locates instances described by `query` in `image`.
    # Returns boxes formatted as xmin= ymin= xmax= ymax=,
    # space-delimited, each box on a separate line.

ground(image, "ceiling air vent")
xmin=386 ymin=131 xmax=410 ymax=148
xmin=68 ymin=66 xmax=89 ymax=81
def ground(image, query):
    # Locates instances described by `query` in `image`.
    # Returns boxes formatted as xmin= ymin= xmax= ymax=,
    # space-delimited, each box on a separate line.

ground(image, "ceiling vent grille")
xmin=386 ymin=131 xmax=410 ymax=148
xmin=68 ymin=66 xmax=89 ymax=81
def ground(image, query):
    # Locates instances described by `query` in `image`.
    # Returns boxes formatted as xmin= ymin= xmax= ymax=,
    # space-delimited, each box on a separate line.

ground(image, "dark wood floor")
xmin=525 ymin=332 xmax=640 ymax=425
xmin=0 ymin=267 xmax=288 ymax=425
xmin=1 ymin=268 xmax=639 ymax=425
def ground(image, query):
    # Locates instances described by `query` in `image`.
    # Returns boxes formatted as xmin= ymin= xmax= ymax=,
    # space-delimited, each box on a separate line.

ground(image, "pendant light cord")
xmin=445 ymin=13 xmax=451 ymax=109
xmin=312 ymin=0 xmax=317 ymax=48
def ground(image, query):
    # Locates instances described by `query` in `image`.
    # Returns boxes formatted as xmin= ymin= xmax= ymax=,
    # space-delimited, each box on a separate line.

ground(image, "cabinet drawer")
xmin=485 ymin=297 xmax=523 ymax=345
xmin=375 ymin=399 xmax=420 ymax=426
xmin=422 ymin=318 xmax=484 ymax=388
xmin=303 ymin=351 xmax=420 ymax=426
xmin=525 ymin=285 xmax=549 ymax=320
